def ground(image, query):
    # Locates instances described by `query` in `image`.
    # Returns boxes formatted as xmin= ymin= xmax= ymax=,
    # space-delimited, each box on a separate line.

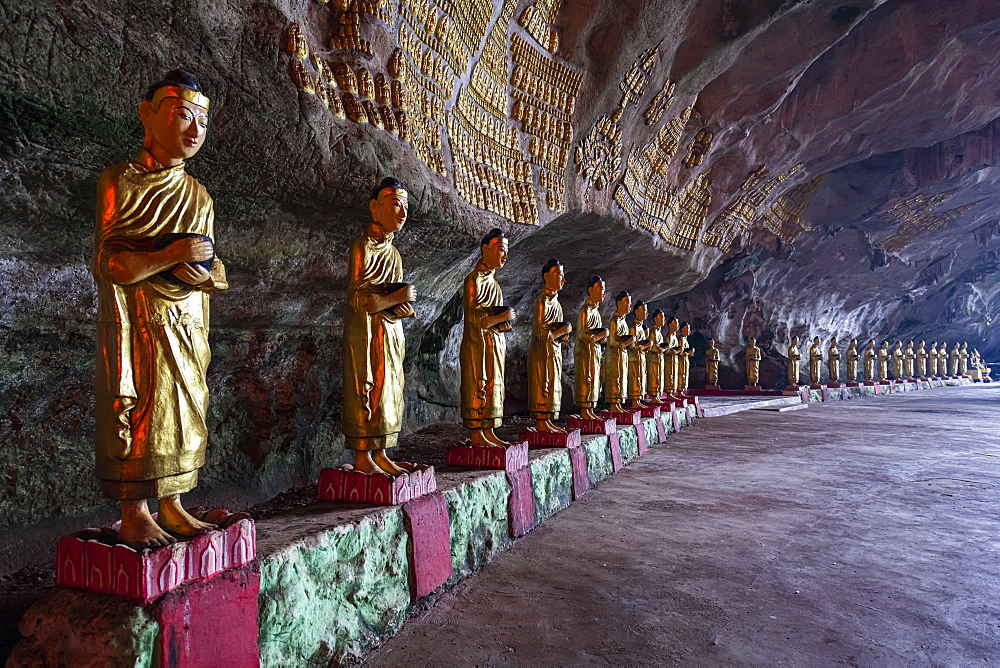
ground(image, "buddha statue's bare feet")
xmin=608 ymin=403 xmax=624 ymax=413
xmin=485 ymin=428 xmax=512 ymax=447
xmin=118 ymin=500 xmax=176 ymax=550
xmin=469 ymin=429 xmax=494 ymax=448
xmin=581 ymin=408 xmax=598 ymax=420
xmin=372 ymin=449 xmax=407 ymax=476
xmin=536 ymin=419 xmax=566 ymax=433
xmin=352 ymin=451 xmax=389 ymax=475
xmin=157 ymin=495 xmax=216 ymax=537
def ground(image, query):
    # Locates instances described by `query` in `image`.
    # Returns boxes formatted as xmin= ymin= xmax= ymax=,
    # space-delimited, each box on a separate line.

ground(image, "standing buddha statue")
xmin=527 ymin=259 xmax=572 ymax=433
xmin=846 ymin=339 xmax=860 ymax=383
xmin=863 ymin=340 xmax=877 ymax=382
xmin=809 ymin=336 xmax=823 ymax=385
xmin=705 ymin=338 xmax=720 ymax=388
xmin=787 ymin=336 xmax=801 ymax=387
xmin=745 ymin=337 xmax=762 ymax=387
xmin=574 ymin=276 xmax=608 ymax=420
xmin=627 ymin=301 xmax=652 ymax=409
xmin=604 ymin=291 xmax=635 ymax=412
xmin=827 ymin=337 xmax=841 ymax=384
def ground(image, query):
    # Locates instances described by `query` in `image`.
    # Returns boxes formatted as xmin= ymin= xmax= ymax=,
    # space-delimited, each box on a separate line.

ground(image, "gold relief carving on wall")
xmin=644 ymin=79 xmax=674 ymax=124
xmin=661 ymin=172 xmax=712 ymax=251
xmin=682 ymin=128 xmax=713 ymax=168
xmin=290 ymin=59 xmax=316 ymax=94
xmin=878 ymin=192 xmax=978 ymax=252
xmin=287 ymin=23 xmax=309 ymax=60
xmin=757 ymin=173 xmax=828 ymax=244
xmin=518 ymin=0 xmax=565 ymax=54
xmin=701 ymin=164 xmax=802 ymax=251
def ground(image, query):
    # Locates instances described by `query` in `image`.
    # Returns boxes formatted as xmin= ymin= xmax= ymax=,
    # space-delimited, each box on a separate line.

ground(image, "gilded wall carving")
xmin=878 ymin=192 xmax=978 ymax=252
xmin=701 ymin=164 xmax=802 ymax=251
xmin=756 ymin=174 xmax=828 ymax=244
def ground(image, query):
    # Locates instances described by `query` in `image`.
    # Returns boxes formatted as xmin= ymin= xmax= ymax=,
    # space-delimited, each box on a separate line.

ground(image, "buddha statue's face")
xmin=543 ymin=264 xmax=565 ymax=292
xmin=654 ymin=312 xmax=665 ymax=328
xmin=830 ymin=338 xmax=837 ymax=345
xmin=680 ymin=324 xmax=690 ymax=336
xmin=792 ymin=336 xmax=799 ymax=345
xmin=616 ymin=294 xmax=631 ymax=315
xmin=749 ymin=337 xmax=756 ymax=346
xmin=850 ymin=339 xmax=857 ymax=347
xmin=588 ymin=280 xmax=606 ymax=304
xmin=668 ymin=318 xmax=678 ymax=333
xmin=482 ymin=237 xmax=509 ymax=270
xmin=370 ymin=188 xmax=409 ymax=233
xmin=813 ymin=337 xmax=820 ymax=345
xmin=634 ymin=303 xmax=647 ymax=321
xmin=140 ymin=95 xmax=208 ymax=162
xmin=708 ymin=338 xmax=715 ymax=348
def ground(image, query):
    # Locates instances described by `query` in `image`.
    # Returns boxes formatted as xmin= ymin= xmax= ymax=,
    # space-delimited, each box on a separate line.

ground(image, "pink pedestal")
xmin=507 ymin=466 xmax=536 ymax=538
xmin=520 ymin=428 xmax=582 ymax=448
xmin=566 ymin=415 xmax=616 ymax=435
xmin=636 ymin=423 xmax=648 ymax=455
xmin=567 ymin=445 xmax=590 ymax=499
xmin=670 ymin=406 xmax=681 ymax=431
xmin=639 ymin=405 xmax=661 ymax=419
xmin=402 ymin=491 xmax=453 ymax=600
xmin=704 ymin=385 xmax=721 ymax=390
xmin=317 ymin=465 xmax=437 ymax=505
xmin=846 ymin=382 xmax=860 ymax=387
xmin=609 ymin=431 xmax=624 ymax=472
xmin=600 ymin=409 xmax=642 ymax=426
xmin=654 ymin=412 xmax=668 ymax=443
xmin=446 ymin=441 xmax=529 ymax=473
xmin=56 ymin=519 xmax=256 ymax=603
xmin=744 ymin=384 xmax=762 ymax=391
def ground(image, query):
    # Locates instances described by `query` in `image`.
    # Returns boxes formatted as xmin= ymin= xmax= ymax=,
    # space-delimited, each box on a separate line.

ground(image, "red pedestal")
xmin=609 ymin=431 xmax=624 ymax=472
xmin=846 ymin=382 xmax=860 ymax=387
xmin=744 ymin=384 xmax=762 ymax=391
xmin=157 ymin=564 xmax=260 ymax=667
xmin=446 ymin=441 xmax=529 ymax=473
xmin=600 ymin=409 xmax=642 ymax=426
xmin=317 ymin=465 xmax=437 ymax=505
xmin=566 ymin=415 xmax=616 ymax=434
xmin=506 ymin=466 xmax=536 ymax=538
xmin=402 ymin=491 xmax=453 ymax=600
xmin=520 ymin=428 xmax=582 ymax=448
xmin=704 ymin=385 xmax=721 ymax=390
xmin=56 ymin=519 xmax=256 ymax=603
xmin=639 ymin=405 xmax=660 ymax=419
xmin=567 ymin=445 xmax=590 ymax=500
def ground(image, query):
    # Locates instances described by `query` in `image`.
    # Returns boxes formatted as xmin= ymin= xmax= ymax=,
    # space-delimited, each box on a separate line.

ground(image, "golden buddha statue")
xmin=809 ymin=336 xmax=823 ymax=385
xmin=950 ymin=342 xmax=961 ymax=377
xmin=93 ymin=71 xmax=226 ymax=549
xmin=960 ymin=342 xmax=970 ymax=375
xmin=846 ymin=338 xmax=860 ymax=382
xmin=745 ymin=337 xmax=762 ymax=386
xmin=938 ymin=342 xmax=948 ymax=376
xmin=678 ymin=322 xmax=695 ymax=392
xmin=827 ymin=337 xmax=841 ymax=384
xmin=574 ymin=276 xmax=608 ymax=420
xmin=928 ymin=341 xmax=939 ymax=377
xmin=877 ymin=342 xmax=890 ymax=380
xmin=647 ymin=310 xmax=668 ymax=398
xmin=787 ymin=336 xmax=801 ymax=386
xmin=604 ymin=291 xmax=635 ymax=412
xmin=461 ymin=228 xmax=515 ymax=447
xmin=705 ymin=338 xmax=720 ymax=387
xmin=663 ymin=317 xmax=682 ymax=399
xmin=916 ymin=341 xmax=928 ymax=378
xmin=528 ymin=259 xmax=572 ymax=432
xmin=891 ymin=342 xmax=904 ymax=379
xmin=343 ymin=178 xmax=416 ymax=476
xmin=627 ymin=301 xmax=652 ymax=409
xmin=903 ymin=341 xmax=915 ymax=379
xmin=863 ymin=340 xmax=877 ymax=381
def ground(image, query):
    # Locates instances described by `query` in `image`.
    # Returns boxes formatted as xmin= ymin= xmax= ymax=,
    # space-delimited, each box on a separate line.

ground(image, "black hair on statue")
xmin=666 ymin=316 xmax=678 ymax=324
xmin=481 ymin=228 xmax=506 ymax=246
xmin=615 ymin=290 xmax=630 ymax=302
xmin=680 ymin=321 xmax=690 ymax=328
xmin=633 ymin=300 xmax=646 ymax=309
xmin=587 ymin=275 xmax=603 ymax=288
xmin=651 ymin=309 xmax=663 ymax=317
xmin=144 ymin=69 xmax=202 ymax=101
xmin=541 ymin=258 xmax=562 ymax=276
xmin=369 ymin=177 xmax=405 ymax=201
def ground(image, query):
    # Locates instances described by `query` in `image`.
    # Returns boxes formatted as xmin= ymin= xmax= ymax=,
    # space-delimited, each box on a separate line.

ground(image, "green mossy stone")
xmin=257 ymin=509 xmax=410 ymax=667
xmin=529 ymin=451 xmax=573 ymax=522
xmin=584 ymin=435 xmax=613 ymax=485
xmin=617 ymin=426 xmax=639 ymax=464
xmin=443 ymin=472 xmax=512 ymax=582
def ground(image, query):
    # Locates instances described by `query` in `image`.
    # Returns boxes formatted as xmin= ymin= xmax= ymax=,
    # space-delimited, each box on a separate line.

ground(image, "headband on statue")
xmin=378 ymin=187 xmax=408 ymax=202
xmin=151 ymin=85 xmax=210 ymax=111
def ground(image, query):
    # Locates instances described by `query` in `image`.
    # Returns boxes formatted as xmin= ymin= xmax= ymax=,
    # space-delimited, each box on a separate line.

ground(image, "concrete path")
xmin=368 ymin=385 xmax=1000 ymax=666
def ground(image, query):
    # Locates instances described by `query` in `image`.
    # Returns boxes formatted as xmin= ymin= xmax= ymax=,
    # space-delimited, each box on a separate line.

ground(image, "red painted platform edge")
xmin=686 ymin=389 xmax=787 ymax=396
xmin=506 ymin=466 xmax=537 ymax=538
xmin=446 ymin=441 xmax=529 ymax=472
xmin=56 ymin=519 xmax=256 ymax=603
xmin=157 ymin=564 xmax=261 ymax=668
xmin=317 ymin=465 xmax=437 ymax=505
xmin=639 ymin=405 xmax=660 ymax=419
xmin=402 ymin=491 xmax=453 ymax=600
xmin=566 ymin=416 xmax=617 ymax=434
xmin=608 ymin=431 xmax=624 ymax=472
xmin=567 ymin=445 xmax=590 ymax=500
xmin=520 ymin=428 xmax=582 ymax=448
xmin=600 ymin=409 xmax=642 ymax=426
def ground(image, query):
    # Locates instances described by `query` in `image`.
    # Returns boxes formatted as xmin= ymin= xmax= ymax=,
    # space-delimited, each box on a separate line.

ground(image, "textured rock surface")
xmin=443 ymin=471 xmax=512 ymax=582
xmin=3 ymin=0 xmax=1000 ymax=572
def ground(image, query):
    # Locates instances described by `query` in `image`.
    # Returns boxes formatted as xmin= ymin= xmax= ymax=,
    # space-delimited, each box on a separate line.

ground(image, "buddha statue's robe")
xmin=960 ymin=347 xmax=969 ymax=375
xmin=938 ymin=346 xmax=948 ymax=376
xmin=574 ymin=302 xmax=602 ymax=408
xmin=646 ymin=327 xmax=665 ymax=398
xmin=916 ymin=346 xmax=927 ymax=378
xmin=461 ymin=261 xmax=506 ymax=428
xmin=950 ymin=348 xmax=961 ymax=376
xmin=705 ymin=346 xmax=720 ymax=387
xmin=863 ymin=348 xmax=877 ymax=381
xmin=846 ymin=346 xmax=859 ymax=382
xmin=892 ymin=348 xmax=904 ymax=379
xmin=679 ymin=335 xmax=693 ymax=391
xmin=787 ymin=345 xmax=801 ymax=385
xmin=343 ymin=229 xmax=407 ymax=451
xmin=809 ymin=344 xmax=822 ymax=385
xmin=527 ymin=290 xmax=564 ymax=419
xmin=928 ymin=348 xmax=939 ymax=376
xmin=878 ymin=349 xmax=890 ymax=380
xmin=663 ymin=331 xmax=679 ymax=393
xmin=627 ymin=321 xmax=648 ymax=401
xmin=828 ymin=344 xmax=841 ymax=383
xmin=93 ymin=155 xmax=226 ymax=500
xmin=903 ymin=347 xmax=915 ymax=378
xmin=746 ymin=345 xmax=762 ymax=385
xmin=604 ymin=313 xmax=629 ymax=404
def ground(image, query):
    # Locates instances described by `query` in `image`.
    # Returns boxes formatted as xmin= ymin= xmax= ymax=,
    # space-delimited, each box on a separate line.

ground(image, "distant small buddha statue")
xmin=960 ymin=342 xmax=970 ymax=376
xmin=846 ymin=339 xmax=860 ymax=382
xmin=877 ymin=341 xmax=891 ymax=380
xmin=904 ymin=341 xmax=915 ymax=379
xmin=950 ymin=343 xmax=961 ymax=377
xmin=787 ymin=336 xmax=801 ymax=387
xmin=891 ymin=341 xmax=904 ymax=380
xmin=745 ymin=337 xmax=762 ymax=387
xmin=928 ymin=341 xmax=939 ymax=377
xmin=916 ymin=341 xmax=928 ymax=378
xmin=863 ymin=340 xmax=877 ymax=382
xmin=827 ymin=337 xmax=841 ymax=384
xmin=705 ymin=338 xmax=720 ymax=388
xmin=809 ymin=336 xmax=823 ymax=385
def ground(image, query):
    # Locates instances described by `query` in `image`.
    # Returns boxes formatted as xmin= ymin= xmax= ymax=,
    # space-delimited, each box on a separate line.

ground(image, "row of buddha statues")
xmin=740 ymin=336 xmax=987 ymax=388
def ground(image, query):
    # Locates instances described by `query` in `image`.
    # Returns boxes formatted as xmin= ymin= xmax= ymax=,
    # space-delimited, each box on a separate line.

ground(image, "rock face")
xmin=2 ymin=0 xmax=1000 ymax=573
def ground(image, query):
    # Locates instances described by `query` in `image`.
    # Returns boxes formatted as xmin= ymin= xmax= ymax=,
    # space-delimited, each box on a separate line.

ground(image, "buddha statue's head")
xmin=369 ymin=177 xmax=409 ymax=234
xmin=633 ymin=300 xmax=647 ymax=322
xmin=680 ymin=322 xmax=691 ymax=337
xmin=667 ymin=316 xmax=678 ymax=333
xmin=791 ymin=336 xmax=799 ymax=346
xmin=748 ymin=336 xmax=756 ymax=347
xmin=614 ymin=291 xmax=631 ymax=316
xmin=586 ymin=276 xmax=605 ymax=304
xmin=653 ymin=310 xmax=665 ymax=328
xmin=541 ymin=258 xmax=565 ymax=292
xmin=480 ymin=228 xmax=509 ymax=270
xmin=708 ymin=338 xmax=716 ymax=348
xmin=139 ymin=70 xmax=210 ymax=165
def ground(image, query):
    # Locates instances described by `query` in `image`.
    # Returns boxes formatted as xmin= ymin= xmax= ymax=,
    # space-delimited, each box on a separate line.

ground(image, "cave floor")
xmin=367 ymin=384 xmax=1000 ymax=666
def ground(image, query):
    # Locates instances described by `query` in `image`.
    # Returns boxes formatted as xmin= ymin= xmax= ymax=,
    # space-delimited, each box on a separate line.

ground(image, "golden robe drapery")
xmin=461 ymin=262 xmax=506 ymax=428
xmin=574 ymin=303 xmax=602 ymax=408
xmin=93 ymin=157 xmax=225 ymax=500
xmin=527 ymin=290 xmax=563 ymax=419
xmin=627 ymin=321 xmax=648 ymax=401
xmin=664 ymin=331 xmax=679 ymax=393
xmin=343 ymin=231 xmax=407 ymax=451
xmin=604 ymin=314 xmax=629 ymax=403
xmin=646 ymin=327 xmax=664 ymax=396
xmin=679 ymin=335 xmax=692 ymax=391
xmin=787 ymin=345 xmax=801 ymax=385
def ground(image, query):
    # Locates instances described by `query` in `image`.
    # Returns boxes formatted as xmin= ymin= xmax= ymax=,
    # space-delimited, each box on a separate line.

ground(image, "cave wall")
xmin=3 ymin=0 xmax=1000 ymax=574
